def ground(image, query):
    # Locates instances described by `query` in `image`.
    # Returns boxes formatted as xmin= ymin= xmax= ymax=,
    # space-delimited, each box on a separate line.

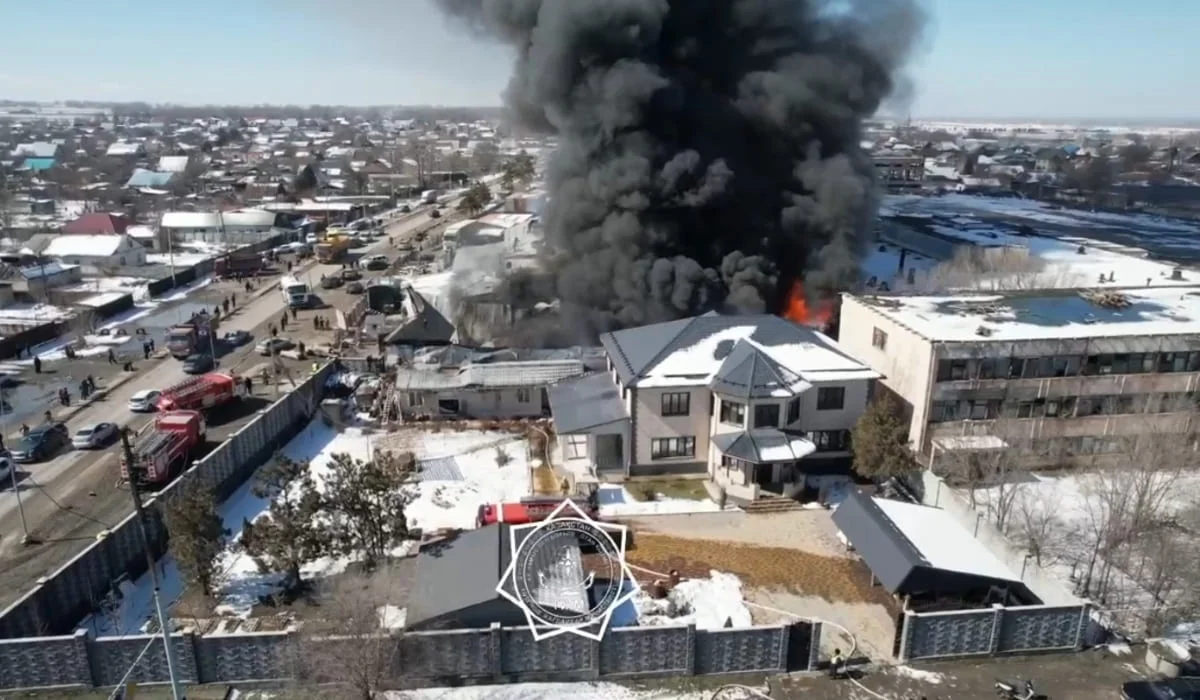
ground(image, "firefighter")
xmin=280 ymin=313 xmax=288 ymax=331
xmin=223 ymin=298 xmax=230 ymax=314
xmin=311 ymin=361 xmax=319 ymax=374
xmin=33 ymin=355 xmax=42 ymax=373
xmin=243 ymin=376 xmax=252 ymax=394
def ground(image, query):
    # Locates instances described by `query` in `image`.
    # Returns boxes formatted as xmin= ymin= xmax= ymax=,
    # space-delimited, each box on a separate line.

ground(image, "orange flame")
xmin=783 ymin=280 xmax=834 ymax=328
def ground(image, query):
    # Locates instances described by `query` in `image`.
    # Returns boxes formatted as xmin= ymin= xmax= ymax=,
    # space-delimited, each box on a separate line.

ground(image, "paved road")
xmin=0 ymin=201 xmax=463 ymax=611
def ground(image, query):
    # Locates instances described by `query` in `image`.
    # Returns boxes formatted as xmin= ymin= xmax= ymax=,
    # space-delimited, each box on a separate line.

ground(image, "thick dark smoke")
xmin=434 ymin=0 xmax=925 ymax=344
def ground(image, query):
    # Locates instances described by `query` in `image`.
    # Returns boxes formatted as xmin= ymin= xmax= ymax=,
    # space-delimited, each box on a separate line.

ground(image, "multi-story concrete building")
xmin=838 ymin=287 xmax=1200 ymax=466
xmin=548 ymin=313 xmax=878 ymax=502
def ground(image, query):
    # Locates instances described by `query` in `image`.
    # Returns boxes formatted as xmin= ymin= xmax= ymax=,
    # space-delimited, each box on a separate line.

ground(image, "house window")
xmin=565 ymin=435 xmax=587 ymax=460
xmin=719 ymin=400 xmax=745 ymax=426
xmin=807 ymin=430 xmax=850 ymax=452
xmin=816 ymin=387 xmax=845 ymax=411
xmin=651 ymin=436 xmax=695 ymax=460
xmin=408 ymin=392 xmax=423 ymax=407
xmin=661 ymin=391 xmax=690 ymax=417
xmin=872 ymin=327 xmax=888 ymax=350
xmin=516 ymin=388 xmax=531 ymax=403
xmin=786 ymin=397 xmax=800 ymax=425
xmin=753 ymin=404 xmax=780 ymax=429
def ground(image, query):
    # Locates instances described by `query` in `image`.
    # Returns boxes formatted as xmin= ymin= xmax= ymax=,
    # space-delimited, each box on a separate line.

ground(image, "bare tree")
xmin=300 ymin=568 xmax=405 ymax=700
xmin=911 ymin=246 xmax=1082 ymax=293
xmin=934 ymin=425 xmax=1036 ymax=531
xmin=1009 ymin=487 xmax=1069 ymax=569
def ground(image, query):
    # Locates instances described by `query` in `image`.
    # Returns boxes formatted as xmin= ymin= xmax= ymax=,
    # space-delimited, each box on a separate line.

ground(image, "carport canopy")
xmin=832 ymin=489 xmax=1038 ymax=602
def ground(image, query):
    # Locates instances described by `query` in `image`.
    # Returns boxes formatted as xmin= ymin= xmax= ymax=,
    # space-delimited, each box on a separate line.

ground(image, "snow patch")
xmin=386 ymin=682 xmax=714 ymax=699
xmin=635 ymin=571 xmax=752 ymax=630
xmin=377 ymin=605 xmax=407 ymax=630
xmin=891 ymin=665 xmax=945 ymax=684
xmin=595 ymin=484 xmax=724 ymax=517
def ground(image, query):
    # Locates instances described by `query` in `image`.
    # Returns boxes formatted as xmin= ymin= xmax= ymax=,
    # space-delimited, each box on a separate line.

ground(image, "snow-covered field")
xmin=384 ymin=683 xmax=720 ymax=699
xmin=82 ymin=420 xmax=536 ymax=634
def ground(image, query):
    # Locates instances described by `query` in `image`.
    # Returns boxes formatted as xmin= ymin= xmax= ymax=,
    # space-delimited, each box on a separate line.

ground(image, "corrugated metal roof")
xmin=125 ymin=169 xmax=175 ymax=188
xmin=547 ymin=373 xmax=629 ymax=433
xmin=394 ymin=359 xmax=585 ymax=391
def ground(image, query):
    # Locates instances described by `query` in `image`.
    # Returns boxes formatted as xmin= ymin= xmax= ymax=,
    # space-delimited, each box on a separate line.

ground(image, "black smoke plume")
xmin=434 ymin=0 xmax=925 ymax=344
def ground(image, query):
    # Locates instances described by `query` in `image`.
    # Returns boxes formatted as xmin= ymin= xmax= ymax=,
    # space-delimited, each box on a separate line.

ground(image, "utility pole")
xmin=119 ymin=429 xmax=185 ymax=700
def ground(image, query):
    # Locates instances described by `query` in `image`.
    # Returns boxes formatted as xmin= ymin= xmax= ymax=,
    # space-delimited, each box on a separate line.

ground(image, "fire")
xmin=783 ymin=280 xmax=834 ymax=328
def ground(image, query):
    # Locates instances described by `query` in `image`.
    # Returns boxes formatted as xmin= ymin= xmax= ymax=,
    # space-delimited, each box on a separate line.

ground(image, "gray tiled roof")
xmin=708 ymin=341 xmax=809 ymax=399
xmin=711 ymin=429 xmax=815 ymax=463
xmin=547 ymin=372 xmax=630 ymax=433
xmin=601 ymin=313 xmax=845 ymax=387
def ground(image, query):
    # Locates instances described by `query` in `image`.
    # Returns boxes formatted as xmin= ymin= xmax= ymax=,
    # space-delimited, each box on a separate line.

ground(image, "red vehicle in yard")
xmin=120 ymin=410 xmax=207 ymax=486
xmin=476 ymin=496 xmax=601 ymax=527
xmin=166 ymin=311 xmax=219 ymax=359
xmin=156 ymin=372 xmax=246 ymax=412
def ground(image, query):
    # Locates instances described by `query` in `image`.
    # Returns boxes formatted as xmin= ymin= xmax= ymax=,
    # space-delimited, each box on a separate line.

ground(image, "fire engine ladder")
xmin=135 ymin=430 xmax=176 ymax=459
xmin=163 ymin=376 xmax=208 ymax=405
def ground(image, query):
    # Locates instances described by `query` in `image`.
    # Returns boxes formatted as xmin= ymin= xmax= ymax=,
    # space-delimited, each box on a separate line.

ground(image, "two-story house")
xmin=548 ymin=313 xmax=879 ymax=503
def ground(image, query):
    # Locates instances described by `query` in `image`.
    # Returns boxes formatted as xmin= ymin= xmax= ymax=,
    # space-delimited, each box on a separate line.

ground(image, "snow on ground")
xmin=0 ymin=303 xmax=73 ymax=323
xmin=386 ymin=683 xmax=715 ymax=700
xmin=399 ymin=429 xmax=533 ymax=531
xmin=9 ymin=275 xmax=214 ymax=366
xmin=377 ymin=604 xmax=408 ymax=630
xmin=889 ymin=665 xmax=946 ymax=684
xmin=595 ymin=484 xmax=725 ymax=518
xmin=147 ymin=251 xmax=214 ymax=267
xmin=79 ymin=418 xmax=344 ymax=635
xmin=635 ymin=571 xmax=753 ymax=630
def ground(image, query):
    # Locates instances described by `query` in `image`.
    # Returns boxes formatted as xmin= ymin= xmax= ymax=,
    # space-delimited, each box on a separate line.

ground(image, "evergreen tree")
xmin=164 ymin=486 xmax=228 ymax=597
xmin=850 ymin=394 xmax=917 ymax=480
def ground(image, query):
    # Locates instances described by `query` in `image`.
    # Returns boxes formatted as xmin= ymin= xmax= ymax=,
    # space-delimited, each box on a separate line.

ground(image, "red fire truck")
xmin=475 ymin=496 xmax=601 ymax=528
xmin=120 ymin=411 xmax=207 ymax=486
xmin=156 ymin=372 xmax=245 ymax=412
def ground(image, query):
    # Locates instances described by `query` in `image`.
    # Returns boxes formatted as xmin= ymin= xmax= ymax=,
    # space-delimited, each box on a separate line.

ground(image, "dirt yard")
xmin=626 ymin=510 xmax=900 ymax=661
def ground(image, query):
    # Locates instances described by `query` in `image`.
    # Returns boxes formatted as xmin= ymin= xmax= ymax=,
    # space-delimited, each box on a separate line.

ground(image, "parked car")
xmin=364 ymin=255 xmax=389 ymax=271
xmin=128 ymin=389 xmax=161 ymax=412
xmin=400 ymin=204 xmax=411 ymax=213
xmin=346 ymin=281 xmax=365 ymax=295
xmin=11 ymin=423 xmax=70 ymax=463
xmin=257 ymin=337 xmax=296 ymax=356
xmin=72 ymin=422 xmax=119 ymax=449
xmin=305 ymin=233 xmax=319 ymax=244
xmin=430 ymin=209 xmax=441 ymax=219
xmin=182 ymin=354 xmax=215 ymax=374
xmin=320 ymin=274 xmax=343 ymax=289
xmin=0 ymin=454 xmax=13 ymax=487
xmin=222 ymin=329 xmax=252 ymax=347
xmin=340 ymin=268 xmax=362 ymax=282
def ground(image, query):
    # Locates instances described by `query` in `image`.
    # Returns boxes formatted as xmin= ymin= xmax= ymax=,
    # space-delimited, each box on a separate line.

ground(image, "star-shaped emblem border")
xmin=495 ymin=498 xmax=639 ymax=641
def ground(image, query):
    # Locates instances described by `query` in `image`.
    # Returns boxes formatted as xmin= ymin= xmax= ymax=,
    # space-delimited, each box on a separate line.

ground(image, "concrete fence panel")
xmin=398 ymin=627 xmax=495 ymax=680
xmin=694 ymin=626 xmax=789 ymax=676
xmin=901 ymin=604 xmax=1089 ymax=661
xmin=499 ymin=628 xmax=597 ymax=680
xmin=195 ymin=630 xmax=298 ymax=684
xmin=0 ymin=630 xmax=90 ymax=689
xmin=599 ymin=625 xmax=693 ymax=678
xmin=87 ymin=633 xmax=199 ymax=687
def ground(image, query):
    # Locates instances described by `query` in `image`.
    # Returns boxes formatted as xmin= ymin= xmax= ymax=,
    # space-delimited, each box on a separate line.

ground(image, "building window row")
xmin=661 ymin=391 xmax=690 ymax=417
xmin=807 ymin=429 xmax=851 ymax=452
xmin=936 ymin=351 xmax=1200 ymax=383
xmin=651 ymin=436 xmax=696 ymax=460
xmin=930 ymin=391 xmax=1198 ymax=423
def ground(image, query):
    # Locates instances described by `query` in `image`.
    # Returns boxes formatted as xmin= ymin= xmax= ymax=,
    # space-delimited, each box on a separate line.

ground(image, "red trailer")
xmin=156 ymin=372 xmax=246 ymax=412
xmin=120 ymin=410 xmax=207 ymax=486
xmin=475 ymin=496 xmax=600 ymax=528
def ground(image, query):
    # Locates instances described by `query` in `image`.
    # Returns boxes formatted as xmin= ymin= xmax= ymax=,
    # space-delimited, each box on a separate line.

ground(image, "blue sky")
xmin=0 ymin=0 xmax=1195 ymax=121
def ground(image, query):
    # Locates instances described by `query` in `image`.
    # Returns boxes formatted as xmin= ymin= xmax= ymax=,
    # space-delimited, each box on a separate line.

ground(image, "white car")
xmin=305 ymin=233 xmax=319 ymax=244
xmin=128 ymin=389 xmax=161 ymax=413
xmin=72 ymin=423 xmax=119 ymax=450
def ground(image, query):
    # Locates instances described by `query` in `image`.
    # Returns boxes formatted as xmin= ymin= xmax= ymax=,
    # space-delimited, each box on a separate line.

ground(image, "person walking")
xmin=33 ymin=355 xmax=42 ymax=374
xmin=291 ymin=307 xmax=298 ymax=320
xmin=243 ymin=376 xmax=252 ymax=394
xmin=280 ymin=313 xmax=288 ymax=331
xmin=142 ymin=342 xmax=151 ymax=360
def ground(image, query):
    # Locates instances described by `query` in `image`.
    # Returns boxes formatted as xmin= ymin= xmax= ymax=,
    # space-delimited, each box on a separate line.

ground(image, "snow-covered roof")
xmin=157 ymin=155 xmax=190 ymax=173
xmin=160 ymin=210 xmax=278 ymax=229
xmin=870 ymin=496 xmax=1017 ymax=582
xmin=43 ymin=234 xmax=129 ymax=258
xmin=602 ymin=314 xmax=879 ymax=391
xmin=848 ymin=285 xmax=1200 ymax=342
xmin=105 ymin=141 xmax=142 ymax=156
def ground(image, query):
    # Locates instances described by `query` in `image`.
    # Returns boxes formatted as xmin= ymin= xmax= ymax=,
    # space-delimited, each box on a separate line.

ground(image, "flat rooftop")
xmin=847 ymin=285 xmax=1200 ymax=342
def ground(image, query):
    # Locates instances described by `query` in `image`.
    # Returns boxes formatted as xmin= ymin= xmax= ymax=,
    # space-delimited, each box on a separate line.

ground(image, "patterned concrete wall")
xmin=900 ymin=605 xmax=1088 ymax=661
xmin=0 ymin=364 xmax=334 ymax=640
xmin=0 ymin=621 xmax=812 ymax=692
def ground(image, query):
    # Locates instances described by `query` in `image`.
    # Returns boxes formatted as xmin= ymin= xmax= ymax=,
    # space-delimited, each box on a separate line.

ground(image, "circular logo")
xmin=511 ymin=517 xmax=624 ymax=629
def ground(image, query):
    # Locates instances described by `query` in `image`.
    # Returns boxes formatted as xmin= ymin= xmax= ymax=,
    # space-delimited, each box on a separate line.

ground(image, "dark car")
xmin=182 ymin=353 xmax=215 ymax=374
xmin=11 ymin=423 xmax=70 ymax=463
xmin=430 ymin=209 xmax=441 ymax=219
xmin=346 ymin=281 xmax=365 ymax=295
xmin=400 ymin=204 xmax=411 ymax=213
xmin=365 ymin=256 xmax=389 ymax=271
xmin=340 ymin=268 xmax=363 ymax=282
xmin=320 ymin=274 xmax=343 ymax=289
xmin=222 ymin=330 xmax=252 ymax=347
